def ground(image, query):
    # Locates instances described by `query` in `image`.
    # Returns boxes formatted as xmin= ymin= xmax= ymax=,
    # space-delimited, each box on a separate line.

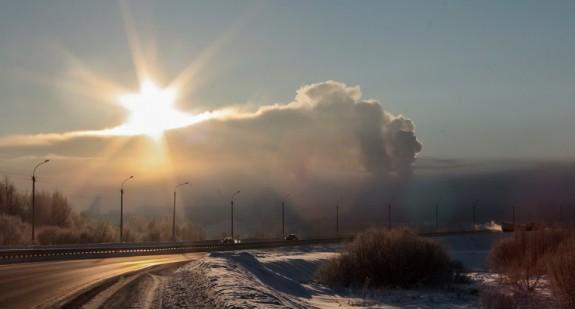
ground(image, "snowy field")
xmin=161 ymin=233 xmax=534 ymax=308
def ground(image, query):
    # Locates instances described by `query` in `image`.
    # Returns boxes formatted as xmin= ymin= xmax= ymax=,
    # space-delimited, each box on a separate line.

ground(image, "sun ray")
xmin=119 ymin=0 xmax=160 ymax=86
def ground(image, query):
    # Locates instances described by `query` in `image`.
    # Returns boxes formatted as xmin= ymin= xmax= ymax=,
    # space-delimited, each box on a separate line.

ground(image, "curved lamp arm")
xmin=175 ymin=182 xmax=189 ymax=190
xmin=231 ymin=190 xmax=241 ymax=201
xmin=121 ymin=176 xmax=134 ymax=190
xmin=32 ymin=159 xmax=50 ymax=178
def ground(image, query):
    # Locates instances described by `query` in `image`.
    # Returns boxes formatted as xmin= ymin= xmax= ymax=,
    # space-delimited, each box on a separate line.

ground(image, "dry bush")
xmin=0 ymin=214 xmax=29 ymax=245
xmin=480 ymin=288 xmax=518 ymax=309
xmin=124 ymin=217 xmax=206 ymax=242
xmin=79 ymin=222 xmax=117 ymax=243
xmin=316 ymin=228 xmax=453 ymax=288
xmin=177 ymin=223 xmax=206 ymax=241
xmin=0 ymin=178 xmax=28 ymax=219
xmin=0 ymin=178 xmax=76 ymax=228
xmin=547 ymin=239 xmax=575 ymax=307
xmin=37 ymin=226 xmax=81 ymax=245
xmin=0 ymin=177 xmax=205 ymax=245
xmin=480 ymin=288 xmax=543 ymax=309
xmin=37 ymin=222 xmax=118 ymax=245
xmin=490 ymin=227 xmax=572 ymax=292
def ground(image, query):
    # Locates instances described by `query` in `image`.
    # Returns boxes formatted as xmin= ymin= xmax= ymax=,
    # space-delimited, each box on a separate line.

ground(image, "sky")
xmin=0 ymin=0 xmax=573 ymax=158
xmin=0 ymin=1 xmax=574 ymax=233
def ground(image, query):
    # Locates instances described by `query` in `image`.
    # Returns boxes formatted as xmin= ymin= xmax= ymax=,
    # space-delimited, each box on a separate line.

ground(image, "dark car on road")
xmin=285 ymin=234 xmax=298 ymax=241
xmin=221 ymin=237 xmax=238 ymax=245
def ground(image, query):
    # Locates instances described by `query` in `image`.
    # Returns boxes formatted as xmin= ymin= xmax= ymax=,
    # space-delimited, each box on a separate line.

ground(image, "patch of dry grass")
xmin=316 ymin=228 xmax=454 ymax=288
xmin=489 ymin=227 xmax=572 ymax=292
xmin=547 ymin=239 xmax=575 ymax=307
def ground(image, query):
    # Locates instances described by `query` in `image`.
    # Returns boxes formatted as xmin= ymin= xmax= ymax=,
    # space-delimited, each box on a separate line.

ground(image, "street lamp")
xmin=282 ymin=193 xmax=290 ymax=239
xmin=173 ymin=182 xmax=189 ymax=241
xmin=31 ymin=159 xmax=50 ymax=242
xmin=230 ymin=190 xmax=240 ymax=240
xmin=336 ymin=196 xmax=343 ymax=235
xmin=120 ymin=176 xmax=134 ymax=242
xmin=435 ymin=196 xmax=444 ymax=231
xmin=472 ymin=200 xmax=478 ymax=227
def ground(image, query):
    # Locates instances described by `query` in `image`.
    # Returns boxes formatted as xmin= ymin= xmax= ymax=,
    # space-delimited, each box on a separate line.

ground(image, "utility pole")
xmin=31 ymin=159 xmax=50 ymax=242
xmin=559 ymin=202 xmax=563 ymax=225
xmin=472 ymin=201 xmax=477 ymax=227
xmin=173 ymin=182 xmax=189 ymax=242
xmin=282 ymin=193 xmax=290 ymax=239
xmin=173 ymin=191 xmax=176 ymax=239
xmin=282 ymin=201 xmax=285 ymax=239
xmin=435 ymin=203 xmax=439 ymax=230
xmin=336 ymin=196 xmax=342 ymax=235
xmin=512 ymin=204 xmax=516 ymax=227
xmin=336 ymin=205 xmax=339 ymax=235
xmin=388 ymin=203 xmax=392 ymax=229
xmin=230 ymin=190 xmax=240 ymax=240
xmin=120 ymin=176 xmax=134 ymax=242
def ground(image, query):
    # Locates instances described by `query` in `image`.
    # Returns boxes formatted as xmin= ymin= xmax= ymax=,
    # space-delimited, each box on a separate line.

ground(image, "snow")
xmin=164 ymin=233 xmax=560 ymax=308
xmin=166 ymin=244 xmax=482 ymax=308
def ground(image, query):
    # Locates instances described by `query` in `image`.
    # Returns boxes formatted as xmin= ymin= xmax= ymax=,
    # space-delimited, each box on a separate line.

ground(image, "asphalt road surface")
xmin=0 ymin=253 xmax=203 ymax=308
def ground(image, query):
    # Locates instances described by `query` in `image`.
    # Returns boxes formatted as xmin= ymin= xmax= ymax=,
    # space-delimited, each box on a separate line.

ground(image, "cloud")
xmin=0 ymin=81 xmax=424 ymax=237
xmin=210 ymin=80 xmax=423 ymax=177
xmin=0 ymin=80 xmax=422 ymax=176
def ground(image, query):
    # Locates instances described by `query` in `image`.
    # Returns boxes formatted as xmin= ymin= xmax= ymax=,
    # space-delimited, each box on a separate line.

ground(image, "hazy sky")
xmin=1 ymin=1 xmax=575 ymax=234
xmin=1 ymin=0 xmax=573 ymax=160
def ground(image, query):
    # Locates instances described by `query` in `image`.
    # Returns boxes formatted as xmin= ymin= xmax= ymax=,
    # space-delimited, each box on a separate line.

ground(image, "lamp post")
xmin=230 ymin=190 xmax=240 ymax=239
xmin=385 ymin=195 xmax=397 ymax=230
xmin=435 ymin=196 xmax=444 ymax=231
xmin=472 ymin=200 xmax=478 ymax=227
xmin=31 ymin=159 xmax=50 ymax=242
xmin=282 ymin=194 xmax=290 ymax=239
xmin=173 ymin=182 xmax=189 ymax=241
xmin=388 ymin=202 xmax=391 ymax=229
xmin=512 ymin=204 xmax=516 ymax=227
xmin=336 ymin=196 xmax=342 ymax=235
xmin=120 ymin=176 xmax=134 ymax=242
xmin=435 ymin=203 xmax=439 ymax=230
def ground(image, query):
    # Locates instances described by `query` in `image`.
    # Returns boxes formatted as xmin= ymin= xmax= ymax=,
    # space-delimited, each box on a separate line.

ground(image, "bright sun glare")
xmin=113 ymin=80 xmax=198 ymax=140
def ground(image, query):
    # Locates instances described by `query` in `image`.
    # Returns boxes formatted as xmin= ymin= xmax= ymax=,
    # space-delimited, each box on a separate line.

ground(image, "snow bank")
xmin=168 ymin=251 xmax=317 ymax=308
xmin=165 ymin=235 xmax=517 ymax=308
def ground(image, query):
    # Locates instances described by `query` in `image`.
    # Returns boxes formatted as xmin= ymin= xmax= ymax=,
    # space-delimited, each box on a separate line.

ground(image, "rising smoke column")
xmin=286 ymin=80 xmax=423 ymax=177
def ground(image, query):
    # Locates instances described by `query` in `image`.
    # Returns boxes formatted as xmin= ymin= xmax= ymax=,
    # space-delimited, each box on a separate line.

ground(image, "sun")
xmin=113 ymin=79 xmax=196 ymax=140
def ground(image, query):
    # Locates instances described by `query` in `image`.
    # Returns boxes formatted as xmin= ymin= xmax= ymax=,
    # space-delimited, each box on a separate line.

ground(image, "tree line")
xmin=0 ymin=177 xmax=204 ymax=245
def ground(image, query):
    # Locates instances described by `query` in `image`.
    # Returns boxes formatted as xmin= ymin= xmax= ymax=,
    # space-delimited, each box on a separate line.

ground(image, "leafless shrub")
xmin=80 ymin=222 xmax=117 ymax=243
xmin=480 ymin=287 xmax=542 ymax=309
xmin=0 ymin=214 xmax=29 ymax=245
xmin=480 ymin=288 xmax=517 ymax=309
xmin=316 ymin=227 xmax=453 ymax=288
xmin=0 ymin=177 xmax=206 ymax=245
xmin=37 ymin=226 xmax=81 ymax=245
xmin=37 ymin=222 xmax=118 ymax=245
xmin=490 ymin=227 xmax=571 ymax=292
xmin=547 ymin=239 xmax=575 ymax=307
xmin=177 ymin=223 xmax=206 ymax=241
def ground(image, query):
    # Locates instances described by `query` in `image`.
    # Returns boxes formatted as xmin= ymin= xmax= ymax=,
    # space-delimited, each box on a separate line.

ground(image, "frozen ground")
xmin=162 ymin=233 xmax=509 ymax=308
xmin=84 ymin=232 xmax=560 ymax=308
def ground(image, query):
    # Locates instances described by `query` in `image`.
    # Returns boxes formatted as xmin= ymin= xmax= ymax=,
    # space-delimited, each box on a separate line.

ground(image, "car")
xmin=221 ymin=237 xmax=237 ymax=245
xmin=285 ymin=234 xmax=298 ymax=241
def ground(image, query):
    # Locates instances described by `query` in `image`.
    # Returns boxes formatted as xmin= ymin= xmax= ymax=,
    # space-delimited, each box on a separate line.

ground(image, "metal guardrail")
xmin=0 ymin=229 xmax=499 ymax=264
xmin=0 ymin=238 xmax=349 ymax=264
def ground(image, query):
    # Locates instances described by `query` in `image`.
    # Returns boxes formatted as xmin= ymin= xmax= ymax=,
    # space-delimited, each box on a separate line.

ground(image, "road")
xmin=0 ymin=253 xmax=203 ymax=308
